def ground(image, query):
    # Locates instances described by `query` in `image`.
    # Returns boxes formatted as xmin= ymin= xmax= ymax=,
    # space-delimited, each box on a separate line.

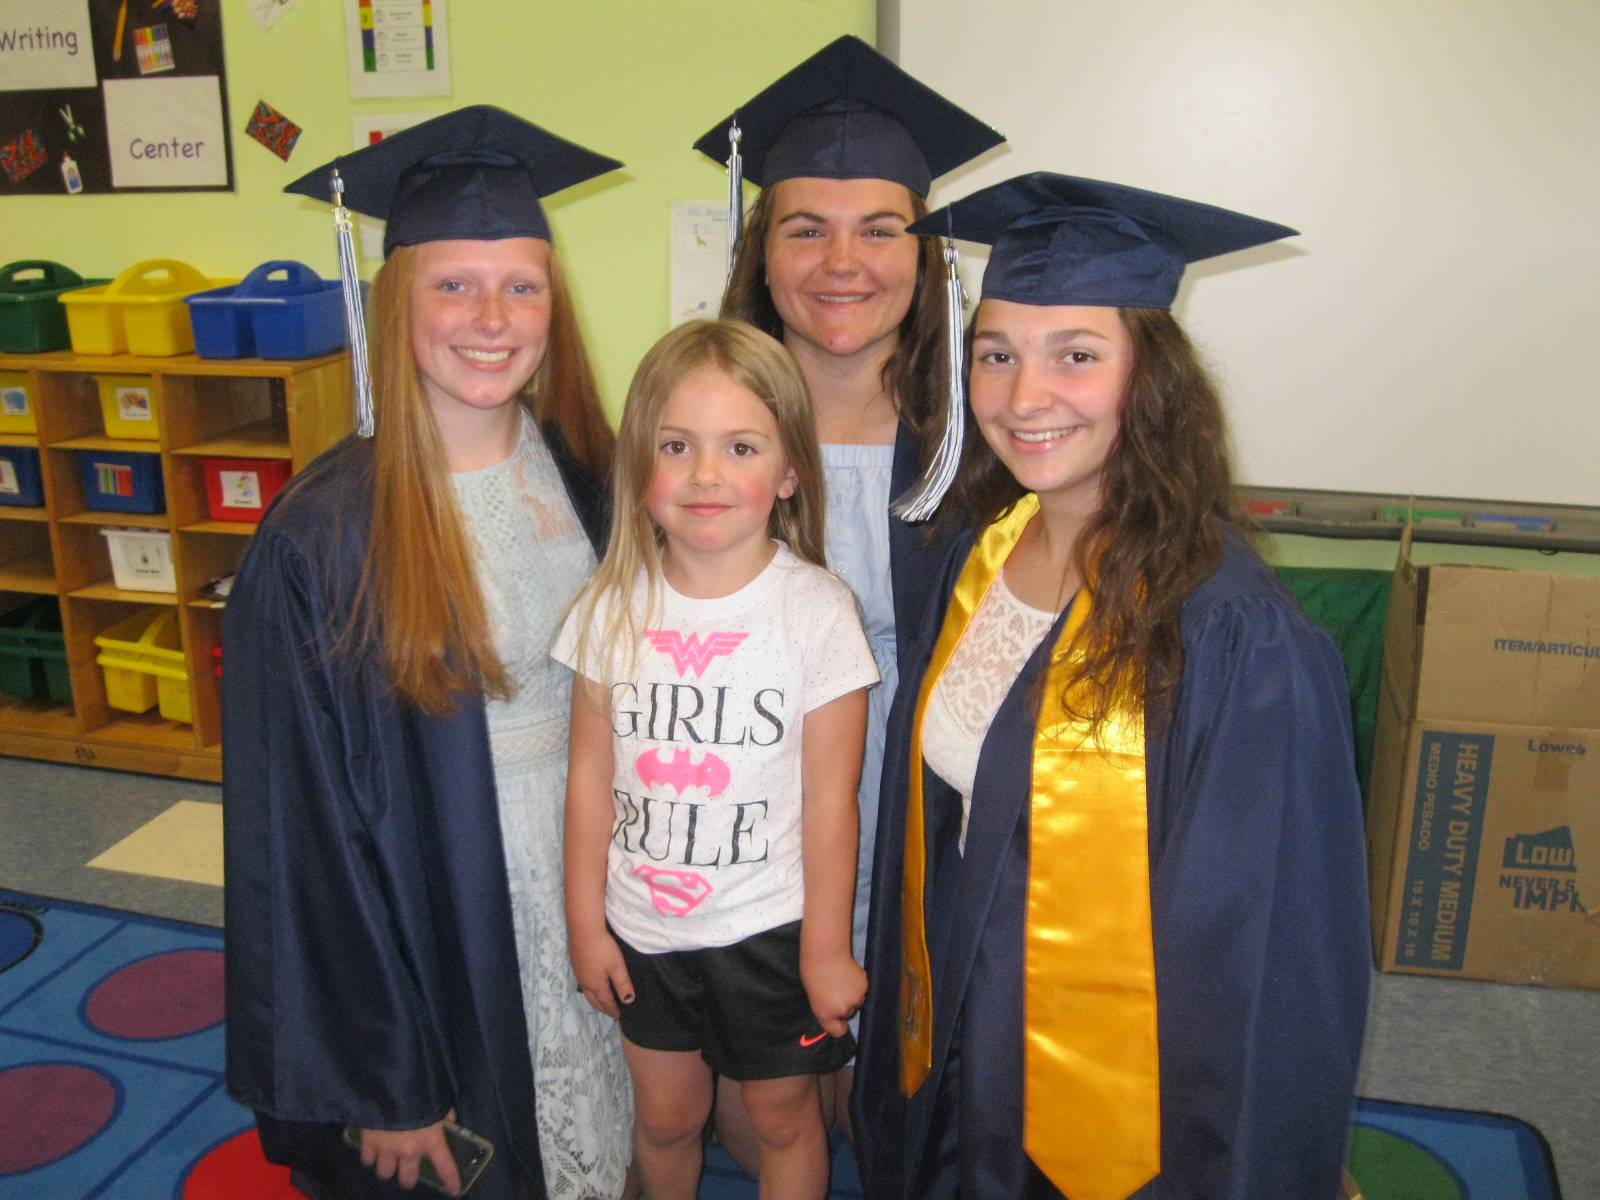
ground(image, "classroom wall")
xmin=889 ymin=0 xmax=1600 ymax=508
xmin=11 ymin=1 xmax=1596 ymax=578
xmin=3 ymin=0 xmax=876 ymax=411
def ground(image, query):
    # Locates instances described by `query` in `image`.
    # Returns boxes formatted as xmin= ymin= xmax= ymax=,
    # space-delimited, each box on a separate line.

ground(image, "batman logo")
xmin=633 ymin=864 xmax=714 ymax=917
xmin=635 ymin=747 xmax=732 ymax=797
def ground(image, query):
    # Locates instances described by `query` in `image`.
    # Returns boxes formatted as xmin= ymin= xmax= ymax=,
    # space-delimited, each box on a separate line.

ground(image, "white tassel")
xmin=331 ymin=169 xmax=375 ymax=439
xmin=726 ymin=120 xmax=744 ymax=280
xmin=891 ymin=239 xmax=967 ymax=522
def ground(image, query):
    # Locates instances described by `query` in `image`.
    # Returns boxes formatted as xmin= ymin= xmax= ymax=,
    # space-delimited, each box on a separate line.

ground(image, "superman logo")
xmin=633 ymin=864 xmax=713 ymax=917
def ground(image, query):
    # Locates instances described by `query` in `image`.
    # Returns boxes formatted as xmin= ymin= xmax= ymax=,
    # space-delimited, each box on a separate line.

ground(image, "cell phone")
xmin=342 ymin=1119 xmax=495 ymax=1195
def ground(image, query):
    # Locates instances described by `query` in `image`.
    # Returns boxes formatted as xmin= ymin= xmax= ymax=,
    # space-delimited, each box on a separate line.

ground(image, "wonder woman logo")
xmin=643 ymin=630 xmax=748 ymax=678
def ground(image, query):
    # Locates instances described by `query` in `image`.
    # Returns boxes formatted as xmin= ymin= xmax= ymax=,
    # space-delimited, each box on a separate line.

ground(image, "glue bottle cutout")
xmin=61 ymin=155 xmax=83 ymax=195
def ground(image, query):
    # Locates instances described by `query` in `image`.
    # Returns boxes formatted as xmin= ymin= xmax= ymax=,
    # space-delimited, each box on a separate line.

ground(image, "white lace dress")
xmin=453 ymin=418 xmax=633 ymax=1200
xmin=921 ymin=571 xmax=1059 ymax=855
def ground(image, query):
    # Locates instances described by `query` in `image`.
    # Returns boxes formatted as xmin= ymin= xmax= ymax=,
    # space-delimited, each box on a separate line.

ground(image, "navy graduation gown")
xmin=854 ymin=527 xmax=1370 ymax=1199
xmin=222 ymin=425 xmax=606 ymax=1200
xmin=886 ymin=420 xmax=948 ymax=677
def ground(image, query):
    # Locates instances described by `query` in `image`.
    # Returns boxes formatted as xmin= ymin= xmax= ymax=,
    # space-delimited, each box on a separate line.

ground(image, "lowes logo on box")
xmin=1499 ymin=827 xmax=1584 ymax=914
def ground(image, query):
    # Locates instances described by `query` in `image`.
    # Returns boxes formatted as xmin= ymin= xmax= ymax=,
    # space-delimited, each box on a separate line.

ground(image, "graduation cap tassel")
xmin=891 ymin=238 xmax=967 ymax=522
xmin=726 ymin=120 xmax=744 ymax=278
xmin=330 ymin=169 xmax=375 ymax=439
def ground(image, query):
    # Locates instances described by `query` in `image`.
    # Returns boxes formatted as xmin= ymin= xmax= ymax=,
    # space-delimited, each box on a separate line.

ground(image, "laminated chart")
xmin=346 ymin=0 xmax=450 ymax=97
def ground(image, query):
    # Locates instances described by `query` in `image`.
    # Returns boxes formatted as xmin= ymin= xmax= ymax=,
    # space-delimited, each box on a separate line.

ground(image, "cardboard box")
xmin=1367 ymin=537 xmax=1600 ymax=988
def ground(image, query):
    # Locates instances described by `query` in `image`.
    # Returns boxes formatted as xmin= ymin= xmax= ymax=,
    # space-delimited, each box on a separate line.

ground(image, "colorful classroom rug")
xmin=0 ymin=889 xmax=860 ymax=1199
xmin=0 ymin=890 xmax=1561 ymax=1199
xmin=0 ymin=889 xmax=296 ymax=1199
xmin=1347 ymin=1097 xmax=1561 ymax=1200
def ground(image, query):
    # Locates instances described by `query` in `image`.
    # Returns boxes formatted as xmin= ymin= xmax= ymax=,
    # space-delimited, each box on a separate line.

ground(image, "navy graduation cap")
xmin=894 ymin=173 xmax=1295 ymax=516
xmin=285 ymin=105 xmax=621 ymax=257
xmin=284 ymin=106 xmax=619 ymax=439
xmin=693 ymin=35 xmax=1003 ymax=196
xmin=909 ymin=172 xmax=1297 ymax=309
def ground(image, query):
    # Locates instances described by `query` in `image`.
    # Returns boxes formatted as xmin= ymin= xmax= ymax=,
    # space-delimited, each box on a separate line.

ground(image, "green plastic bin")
xmin=0 ymin=597 xmax=72 ymax=703
xmin=0 ymin=261 xmax=108 ymax=354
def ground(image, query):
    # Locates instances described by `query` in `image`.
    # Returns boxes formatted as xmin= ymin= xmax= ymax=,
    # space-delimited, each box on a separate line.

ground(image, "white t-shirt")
xmin=552 ymin=543 xmax=879 ymax=954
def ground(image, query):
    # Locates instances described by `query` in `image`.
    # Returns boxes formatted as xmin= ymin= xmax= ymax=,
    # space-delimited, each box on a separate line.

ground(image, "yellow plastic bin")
xmin=60 ymin=260 xmax=232 ymax=357
xmin=94 ymin=608 xmax=192 ymax=722
xmin=96 ymin=375 xmax=158 ymax=440
xmin=0 ymin=372 xmax=36 ymax=435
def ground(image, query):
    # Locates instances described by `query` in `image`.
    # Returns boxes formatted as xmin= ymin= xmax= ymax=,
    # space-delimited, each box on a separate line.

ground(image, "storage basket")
xmin=202 ymin=456 xmax=290 ymax=522
xmin=60 ymin=259 xmax=231 ymax=357
xmin=0 ymin=371 xmax=36 ymax=434
xmin=187 ymin=260 xmax=346 ymax=360
xmin=96 ymin=375 xmax=158 ymax=440
xmin=0 ymin=261 xmax=107 ymax=354
xmin=0 ymin=446 xmax=44 ymax=507
xmin=94 ymin=607 xmax=190 ymax=721
xmin=0 ymin=597 xmax=71 ymax=703
xmin=79 ymin=450 xmax=164 ymax=514
xmin=101 ymin=528 xmax=175 ymax=593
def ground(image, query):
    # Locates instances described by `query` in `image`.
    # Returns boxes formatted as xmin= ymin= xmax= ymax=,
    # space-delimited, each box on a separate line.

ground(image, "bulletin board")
xmin=0 ymin=0 xmax=234 ymax=196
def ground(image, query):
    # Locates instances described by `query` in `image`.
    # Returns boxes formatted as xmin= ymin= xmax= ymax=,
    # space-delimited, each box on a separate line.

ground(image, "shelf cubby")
xmin=0 ymin=348 xmax=349 ymax=780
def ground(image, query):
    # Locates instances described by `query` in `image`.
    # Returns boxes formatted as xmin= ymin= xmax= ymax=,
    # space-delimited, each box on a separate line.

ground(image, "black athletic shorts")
xmin=615 ymin=920 xmax=855 ymax=1081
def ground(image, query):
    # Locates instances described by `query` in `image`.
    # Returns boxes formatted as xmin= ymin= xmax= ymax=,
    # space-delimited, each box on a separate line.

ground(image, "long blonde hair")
xmin=566 ymin=318 xmax=824 ymax=681
xmin=351 ymin=242 xmax=613 ymax=714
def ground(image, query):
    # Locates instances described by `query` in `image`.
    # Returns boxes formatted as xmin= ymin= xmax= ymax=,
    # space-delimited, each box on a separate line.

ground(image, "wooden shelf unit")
xmin=0 ymin=348 xmax=350 ymax=782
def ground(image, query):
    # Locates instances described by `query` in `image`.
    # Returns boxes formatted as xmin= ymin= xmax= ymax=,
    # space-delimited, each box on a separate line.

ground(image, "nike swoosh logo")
xmin=799 ymin=1031 xmax=829 ymax=1047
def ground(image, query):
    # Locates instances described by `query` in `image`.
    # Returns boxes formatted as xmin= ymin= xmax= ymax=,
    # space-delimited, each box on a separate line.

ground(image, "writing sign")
xmin=0 ymin=0 xmax=97 ymax=93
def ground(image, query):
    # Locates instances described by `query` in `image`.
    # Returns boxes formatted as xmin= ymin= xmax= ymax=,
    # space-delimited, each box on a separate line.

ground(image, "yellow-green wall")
xmin=5 ymin=0 xmax=875 ymax=410
xmin=9 ymin=1 xmax=1595 ymax=576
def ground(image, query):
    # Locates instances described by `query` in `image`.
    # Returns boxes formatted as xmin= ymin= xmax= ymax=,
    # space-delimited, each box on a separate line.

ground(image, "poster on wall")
xmin=671 ymin=203 xmax=731 ymax=326
xmin=0 ymin=0 xmax=233 ymax=196
xmin=345 ymin=0 xmax=450 ymax=99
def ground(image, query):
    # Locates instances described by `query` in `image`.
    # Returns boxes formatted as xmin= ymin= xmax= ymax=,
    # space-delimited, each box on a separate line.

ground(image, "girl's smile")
xmin=645 ymin=364 xmax=798 ymax=593
xmin=409 ymin=237 xmax=553 ymax=421
xmin=763 ymin=177 xmax=920 ymax=367
xmin=968 ymin=300 xmax=1134 ymax=516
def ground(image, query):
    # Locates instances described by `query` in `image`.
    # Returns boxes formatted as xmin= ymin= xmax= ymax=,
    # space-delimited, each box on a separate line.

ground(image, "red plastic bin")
xmin=202 ymin=457 xmax=291 ymax=522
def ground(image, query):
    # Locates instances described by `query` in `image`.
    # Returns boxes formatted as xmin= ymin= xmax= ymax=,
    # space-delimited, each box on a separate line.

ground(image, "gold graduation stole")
xmin=901 ymin=493 xmax=1161 ymax=1200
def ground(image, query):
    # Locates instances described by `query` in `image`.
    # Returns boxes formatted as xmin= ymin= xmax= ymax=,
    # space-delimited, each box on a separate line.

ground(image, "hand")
xmin=801 ymin=950 xmax=868 ymax=1038
xmin=356 ymin=1112 xmax=462 ymax=1195
xmin=571 ymin=928 xmax=635 ymax=1019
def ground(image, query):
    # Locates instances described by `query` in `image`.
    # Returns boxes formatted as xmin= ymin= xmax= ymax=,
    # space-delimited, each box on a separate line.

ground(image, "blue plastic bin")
xmin=186 ymin=260 xmax=346 ymax=360
xmin=79 ymin=450 xmax=165 ymax=514
xmin=0 ymin=446 xmax=44 ymax=507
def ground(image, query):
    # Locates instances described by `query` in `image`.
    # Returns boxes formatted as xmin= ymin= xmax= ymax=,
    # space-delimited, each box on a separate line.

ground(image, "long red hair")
xmin=347 ymin=244 xmax=613 ymax=714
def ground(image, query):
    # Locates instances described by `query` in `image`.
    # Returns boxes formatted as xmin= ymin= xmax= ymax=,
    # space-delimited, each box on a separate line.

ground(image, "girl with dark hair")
xmin=853 ymin=173 xmax=1371 ymax=1199
xmin=694 ymin=36 xmax=1003 ymax=1157
xmin=223 ymin=108 xmax=634 ymax=1199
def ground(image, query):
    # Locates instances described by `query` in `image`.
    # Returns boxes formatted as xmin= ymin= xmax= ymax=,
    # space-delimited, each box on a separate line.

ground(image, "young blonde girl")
xmin=554 ymin=319 xmax=877 ymax=1200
